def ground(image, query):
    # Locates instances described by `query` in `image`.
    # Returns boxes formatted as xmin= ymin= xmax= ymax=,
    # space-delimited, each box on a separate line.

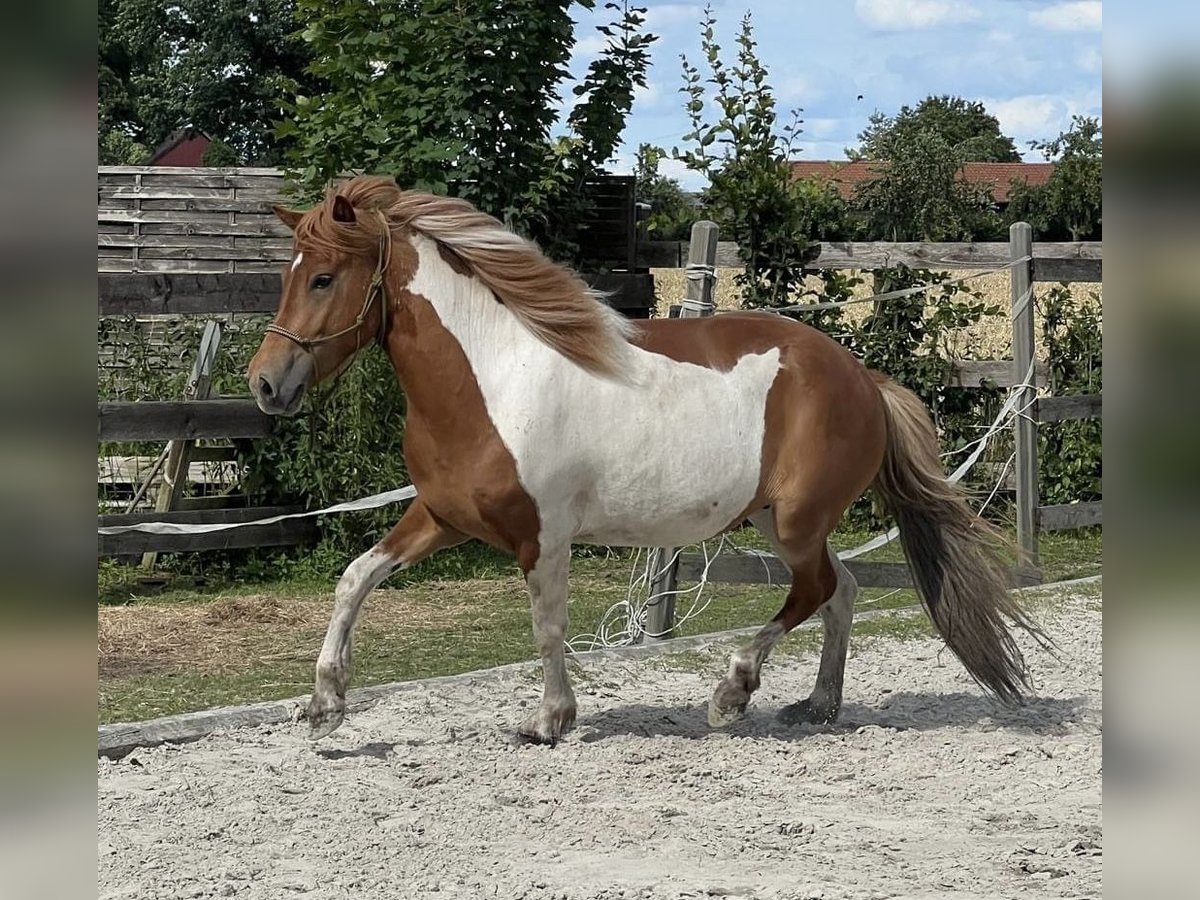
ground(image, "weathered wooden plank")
xmin=98 ymin=209 xmax=256 ymax=226
xmin=1037 ymin=501 xmax=1103 ymax=531
xmin=638 ymin=240 xmax=1103 ymax=275
xmin=176 ymin=494 xmax=251 ymax=511
xmin=99 ymin=165 xmax=285 ymax=177
xmin=640 ymin=241 xmax=684 ymax=268
xmin=136 ymin=245 xmax=290 ymax=261
xmin=97 ymin=506 xmax=316 ymax=555
xmin=137 ymin=221 xmax=291 ymax=238
xmin=99 ymin=272 xmax=282 ymax=315
xmin=1010 ymin=224 xmax=1040 ymax=567
xmin=678 ymin=552 xmax=1040 ymax=588
xmin=679 ymin=553 xmax=914 ymax=588
xmin=1032 ymin=257 xmax=1102 ymax=283
xmin=1036 ymin=394 xmax=1102 ymax=423
xmin=135 ymin=198 xmax=280 ymax=214
xmin=98 ymin=400 xmax=274 ymax=441
xmin=99 ymin=187 xmax=238 ymax=201
xmin=100 ymin=234 xmax=236 ymax=249
xmin=584 ymin=273 xmax=655 ymax=311
xmin=949 ymin=359 xmax=1049 ymax=388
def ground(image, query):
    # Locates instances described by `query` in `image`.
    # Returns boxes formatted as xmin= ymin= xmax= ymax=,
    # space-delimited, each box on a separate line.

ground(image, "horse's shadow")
xmin=316 ymin=740 xmax=398 ymax=760
xmin=574 ymin=691 xmax=1091 ymax=743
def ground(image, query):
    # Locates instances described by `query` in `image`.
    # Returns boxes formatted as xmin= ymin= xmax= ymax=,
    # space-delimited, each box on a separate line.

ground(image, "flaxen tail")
xmin=873 ymin=378 xmax=1051 ymax=703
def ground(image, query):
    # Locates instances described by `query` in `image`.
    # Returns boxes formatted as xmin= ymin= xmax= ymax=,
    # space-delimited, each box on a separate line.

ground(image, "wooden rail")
xmin=98 ymin=399 xmax=274 ymax=441
xmin=98 ymin=271 xmax=654 ymax=317
xmin=638 ymin=240 xmax=1102 ymax=282
xmin=677 ymin=553 xmax=1042 ymax=589
xmin=1036 ymin=394 xmax=1101 ymax=423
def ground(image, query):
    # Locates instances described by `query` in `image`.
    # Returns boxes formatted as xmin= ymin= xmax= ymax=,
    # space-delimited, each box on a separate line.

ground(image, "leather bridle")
xmin=265 ymin=213 xmax=393 ymax=381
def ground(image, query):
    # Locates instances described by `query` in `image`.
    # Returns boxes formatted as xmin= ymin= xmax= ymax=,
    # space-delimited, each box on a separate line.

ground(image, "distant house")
xmin=147 ymin=129 xmax=212 ymax=166
xmin=790 ymin=160 xmax=1054 ymax=207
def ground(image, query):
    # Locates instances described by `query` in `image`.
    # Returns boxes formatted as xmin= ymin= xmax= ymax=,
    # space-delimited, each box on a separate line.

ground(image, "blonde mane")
xmin=296 ymin=175 xmax=633 ymax=379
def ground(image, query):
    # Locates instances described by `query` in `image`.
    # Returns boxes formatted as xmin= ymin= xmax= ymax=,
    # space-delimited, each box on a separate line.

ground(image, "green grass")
xmin=97 ymin=525 xmax=1101 ymax=724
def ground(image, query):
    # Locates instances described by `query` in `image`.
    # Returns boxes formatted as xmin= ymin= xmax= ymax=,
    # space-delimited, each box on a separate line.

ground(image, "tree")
xmin=633 ymin=144 xmax=697 ymax=240
xmin=99 ymin=0 xmax=318 ymax=165
xmin=676 ymin=6 xmax=849 ymax=307
xmin=850 ymin=128 xmax=999 ymax=242
xmin=1033 ymin=116 xmax=1102 ymax=241
xmin=283 ymin=0 xmax=655 ymax=258
xmin=851 ymin=95 xmax=1019 ymax=163
xmin=99 ymin=0 xmax=151 ymax=163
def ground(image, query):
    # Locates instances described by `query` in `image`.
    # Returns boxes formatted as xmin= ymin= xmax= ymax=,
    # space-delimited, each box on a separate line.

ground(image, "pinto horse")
xmin=248 ymin=176 xmax=1044 ymax=744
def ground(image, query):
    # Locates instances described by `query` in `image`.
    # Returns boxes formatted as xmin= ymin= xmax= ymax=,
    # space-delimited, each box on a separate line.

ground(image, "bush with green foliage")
xmin=633 ymin=144 xmax=698 ymax=241
xmin=1005 ymin=116 xmax=1102 ymax=241
xmin=675 ymin=6 xmax=851 ymax=307
xmin=282 ymin=0 xmax=655 ymax=263
xmin=1037 ymin=285 xmax=1102 ymax=505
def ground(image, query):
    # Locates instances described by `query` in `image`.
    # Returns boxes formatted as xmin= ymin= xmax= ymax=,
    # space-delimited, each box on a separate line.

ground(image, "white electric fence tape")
xmin=98 ymin=485 xmax=418 ymax=535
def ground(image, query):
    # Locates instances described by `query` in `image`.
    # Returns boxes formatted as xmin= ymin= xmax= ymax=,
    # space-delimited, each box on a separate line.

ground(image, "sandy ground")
xmin=97 ymin=588 xmax=1101 ymax=900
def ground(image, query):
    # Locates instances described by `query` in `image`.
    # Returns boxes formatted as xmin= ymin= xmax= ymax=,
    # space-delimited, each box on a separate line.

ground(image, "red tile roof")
xmin=790 ymin=160 xmax=1054 ymax=203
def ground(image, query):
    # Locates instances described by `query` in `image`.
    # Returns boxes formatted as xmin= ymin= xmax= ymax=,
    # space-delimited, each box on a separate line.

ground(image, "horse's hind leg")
xmin=778 ymin=549 xmax=857 ymax=725
xmin=708 ymin=507 xmax=845 ymax=728
xmin=307 ymin=499 xmax=464 ymax=740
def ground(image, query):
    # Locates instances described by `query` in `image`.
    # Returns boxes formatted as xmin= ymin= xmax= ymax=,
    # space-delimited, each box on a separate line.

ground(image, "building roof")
xmin=790 ymin=160 xmax=1055 ymax=203
xmin=148 ymin=129 xmax=212 ymax=166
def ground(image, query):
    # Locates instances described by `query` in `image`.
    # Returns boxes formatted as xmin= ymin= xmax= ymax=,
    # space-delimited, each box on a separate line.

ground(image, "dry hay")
xmin=97 ymin=586 xmax=494 ymax=680
xmin=650 ymin=267 xmax=1102 ymax=361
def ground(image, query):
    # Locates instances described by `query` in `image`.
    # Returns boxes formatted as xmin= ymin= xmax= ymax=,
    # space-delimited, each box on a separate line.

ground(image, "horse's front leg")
xmin=308 ymin=499 xmax=464 ymax=740
xmin=517 ymin=543 xmax=576 ymax=745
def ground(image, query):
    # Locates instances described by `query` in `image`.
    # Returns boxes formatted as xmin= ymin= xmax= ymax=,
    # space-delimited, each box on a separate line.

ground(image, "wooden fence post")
xmin=645 ymin=220 xmax=719 ymax=640
xmin=141 ymin=321 xmax=222 ymax=571
xmin=1009 ymin=223 xmax=1040 ymax=573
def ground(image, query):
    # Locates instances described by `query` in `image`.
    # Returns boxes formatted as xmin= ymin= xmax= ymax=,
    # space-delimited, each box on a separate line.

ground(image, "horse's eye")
xmin=310 ymin=274 xmax=334 ymax=291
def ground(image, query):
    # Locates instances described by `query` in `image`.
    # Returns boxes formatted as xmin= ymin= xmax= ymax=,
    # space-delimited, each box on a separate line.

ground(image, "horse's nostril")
xmin=258 ymin=375 xmax=275 ymax=399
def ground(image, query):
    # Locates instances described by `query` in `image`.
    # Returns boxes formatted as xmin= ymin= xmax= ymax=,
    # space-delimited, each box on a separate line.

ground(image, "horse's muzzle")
xmin=249 ymin=353 xmax=314 ymax=416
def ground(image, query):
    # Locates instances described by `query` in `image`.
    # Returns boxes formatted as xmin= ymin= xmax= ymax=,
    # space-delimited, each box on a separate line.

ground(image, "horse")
xmin=248 ymin=175 xmax=1045 ymax=745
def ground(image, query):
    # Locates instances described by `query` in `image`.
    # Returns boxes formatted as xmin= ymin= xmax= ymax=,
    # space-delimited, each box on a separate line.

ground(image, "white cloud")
xmin=984 ymin=91 xmax=1101 ymax=148
xmin=777 ymin=74 xmax=824 ymax=105
xmin=1029 ymin=2 xmax=1102 ymax=33
xmin=1076 ymin=46 xmax=1102 ymax=74
xmin=854 ymin=0 xmax=980 ymax=31
xmin=571 ymin=34 xmax=608 ymax=62
xmin=644 ymin=4 xmax=705 ymax=31
xmin=988 ymin=94 xmax=1062 ymax=139
xmin=634 ymin=81 xmax=663 ymax=109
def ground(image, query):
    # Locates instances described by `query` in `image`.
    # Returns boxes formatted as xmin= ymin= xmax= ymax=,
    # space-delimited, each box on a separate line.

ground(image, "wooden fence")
xmin=645 ymin=221 xmax=1102 ymax=636
xmin=97 ymin=167 xmax=1101 ymax=568
xmin=97 ymin=166 xmax=656 ymax=557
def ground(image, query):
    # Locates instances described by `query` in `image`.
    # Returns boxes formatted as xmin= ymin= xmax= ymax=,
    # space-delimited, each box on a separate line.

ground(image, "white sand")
xmin=98 ymin=588 xmax=1101 ymax=899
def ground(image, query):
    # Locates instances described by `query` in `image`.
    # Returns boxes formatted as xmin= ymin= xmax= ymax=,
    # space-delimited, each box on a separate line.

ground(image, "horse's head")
xmin=248 ymin=184 xmax=400 ymax=416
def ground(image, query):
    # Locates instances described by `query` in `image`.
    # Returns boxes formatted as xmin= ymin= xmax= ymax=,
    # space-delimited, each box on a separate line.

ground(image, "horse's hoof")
xmin=306 ymin=701 xmax=345 ymax=741
xmin=777 ymin=698 xmax=839 ymax=726
xmin=516 ymin=704 xmax=575 ymax=747
xmin=707 ymin=697 xmax=747 ymax=728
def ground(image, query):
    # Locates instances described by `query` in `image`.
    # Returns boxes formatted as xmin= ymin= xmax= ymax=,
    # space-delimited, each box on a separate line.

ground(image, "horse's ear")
xmin=272 ymin=205 xmax=303 ymax=231
xmin=332 ymin=195 xmax=357 ymax=224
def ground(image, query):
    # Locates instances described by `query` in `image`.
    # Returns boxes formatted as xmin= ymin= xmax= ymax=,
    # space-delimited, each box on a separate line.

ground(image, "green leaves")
xmin=99 ymin=0 xmax=320 ymax=165
xmin=282 ymin=0 xmax=654 ymax=262
xmin=674 ymin=5 xmax=847 ymax=310
xmin=852 ymin=95 xmax=1020 ymax=164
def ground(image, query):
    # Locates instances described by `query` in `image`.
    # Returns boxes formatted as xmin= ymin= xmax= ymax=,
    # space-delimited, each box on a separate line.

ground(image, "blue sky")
xmin=565 ymin=0 xmax=1103 ymax=188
